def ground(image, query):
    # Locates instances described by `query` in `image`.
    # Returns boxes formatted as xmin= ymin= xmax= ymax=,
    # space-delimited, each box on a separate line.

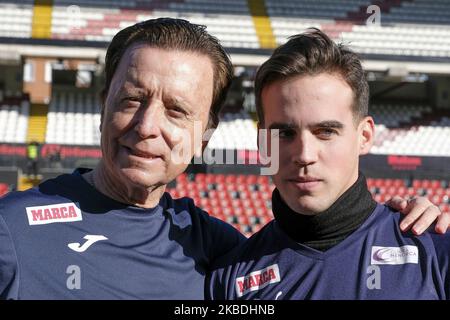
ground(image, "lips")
xmin=289 ymin=176 xmax=322 ymax=183
xmin=288 ymin=176 xmax=322 ymax=191
xmin=123 ymin=146 xmax=162 ymax=160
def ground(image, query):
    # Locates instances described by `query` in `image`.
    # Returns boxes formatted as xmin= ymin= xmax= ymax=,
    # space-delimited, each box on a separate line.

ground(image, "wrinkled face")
xmin=261 ymin=73 xmax=373 ymax=214
xmin=101 ymin=44 xmax=214 ymax=190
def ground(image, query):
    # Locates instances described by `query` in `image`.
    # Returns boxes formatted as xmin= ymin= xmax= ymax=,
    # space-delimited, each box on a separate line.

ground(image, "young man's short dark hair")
xmin=254 ymin=28 xmax=369 ymax=125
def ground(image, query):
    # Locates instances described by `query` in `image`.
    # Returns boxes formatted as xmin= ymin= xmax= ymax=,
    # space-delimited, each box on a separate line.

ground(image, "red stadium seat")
xmin=421 ymin=180 xmax=431 ymax=189
xmin=225 ymin=175 xmax=236 ymax=183
xmin=374 ymin=179 xmax=385 ymax=188
xmin=440 ymin=204 xmax=450 ymax=214
xmin=392 ymin=179 xmax=404 ymax=187
xmin=412 ymin=180 xmax=421 ymax=188
xmin=0 ymin=183 xmax=8 ymax=196
xmin=431 ymin=194 xmax=443 ymax=206
xmin=195 ymin=173 xmax=206 ymax=182
xmin=430 ymin=180 xmax=441 ymax=189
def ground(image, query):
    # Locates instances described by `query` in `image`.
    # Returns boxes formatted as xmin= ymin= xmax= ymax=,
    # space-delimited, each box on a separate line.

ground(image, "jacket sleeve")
xmin=207 ymin=215 xmax=246 ymax=261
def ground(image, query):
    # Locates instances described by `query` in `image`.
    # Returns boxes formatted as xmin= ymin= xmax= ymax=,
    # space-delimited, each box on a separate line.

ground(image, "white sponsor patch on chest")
xmin=371 ymin=245 xmax=418 ymax=265
xmin=235 ymin=264 xmax=281 ymax=297
xmin=26 ymin=203 xmax=83 ymax=225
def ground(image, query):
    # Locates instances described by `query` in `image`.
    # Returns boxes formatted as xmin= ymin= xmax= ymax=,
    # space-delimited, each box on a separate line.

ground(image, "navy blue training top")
xmin=0 ymin=169 xmax=245 ymax=299
xmin=208 ymin=204 xmax=450 ymax=300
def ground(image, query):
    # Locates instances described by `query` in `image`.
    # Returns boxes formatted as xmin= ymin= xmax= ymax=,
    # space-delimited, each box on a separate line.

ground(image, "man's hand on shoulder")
xmin=386 ymin=196 xmax=449 ymax=235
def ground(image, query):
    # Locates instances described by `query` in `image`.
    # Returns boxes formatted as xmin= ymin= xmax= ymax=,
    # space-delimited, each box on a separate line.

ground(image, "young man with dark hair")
xmin=208 ymin=29 xmax=450 ymax=300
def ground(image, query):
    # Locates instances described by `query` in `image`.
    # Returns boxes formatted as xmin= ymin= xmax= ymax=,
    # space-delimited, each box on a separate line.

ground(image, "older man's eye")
xmin=121 ymin=96 xmax=140 ymax=105
xmin=167 ymin=106 xmax=187 ymax=118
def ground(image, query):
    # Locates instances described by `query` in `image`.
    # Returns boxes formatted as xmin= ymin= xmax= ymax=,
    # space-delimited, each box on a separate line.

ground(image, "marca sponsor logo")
xmin=235 ymin=264 xmax=281 ymax=297
xmin=26 ymin=203 xmax=82 ymax=225
xmin=371 ymin=245 xmax=418 ymax=265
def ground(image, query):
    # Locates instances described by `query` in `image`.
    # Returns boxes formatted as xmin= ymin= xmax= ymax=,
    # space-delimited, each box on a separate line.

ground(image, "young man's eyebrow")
xmin=268 ymin=122 xmax=298 ymax=130
xmin=267 ymin=121 xmax=344 ymax=130
xmin=313 ymin=120 xmax=344 ymax=129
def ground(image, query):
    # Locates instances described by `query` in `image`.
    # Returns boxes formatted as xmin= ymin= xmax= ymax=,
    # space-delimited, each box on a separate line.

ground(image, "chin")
xmin=120 ymin=167 xmax=166 ymax=188
xmin=289 ymin=196 xmax=328 ymax=215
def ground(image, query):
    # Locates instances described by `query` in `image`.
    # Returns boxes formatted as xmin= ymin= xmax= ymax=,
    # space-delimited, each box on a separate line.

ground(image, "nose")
xmin=292 ymin=132 xmax=318 ymax=166
xmin=134 ymin=100 xmax=162 ymax=139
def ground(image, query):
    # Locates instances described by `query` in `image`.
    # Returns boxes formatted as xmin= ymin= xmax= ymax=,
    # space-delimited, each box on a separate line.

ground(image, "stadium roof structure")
xmin=1 ymin=37 xmax=450 ymax=78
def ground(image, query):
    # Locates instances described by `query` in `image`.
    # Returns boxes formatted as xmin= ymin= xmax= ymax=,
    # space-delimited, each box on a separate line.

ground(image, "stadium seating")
xmin=43 ymin=96 xmax=450 ymax=156
xmin=45 ymin=92 xmax=259 ymax=148
xmin=167 ymin=174 xmax=450 ymax=237
xmin=1 ymin=0 xmax=449 ymax=57
xmin=265 ymin=0 xmax=450 ymax=57
xmin=340 ymin=24 xmax=450 ymax=58
xmin=372 ymin=123 xmax=450 ymax=156
xmin=0 ymin=183 xmax=8 ymax=197
xmin=51 ymin=0 xmax=259 ymax=48
xmin=370 ymin=104 xmax=450 ymax=156
xmin=45 ymin=91 xmax=101 ymax=145
xmin=366 ymin=177 xmax=450 ymax=216
xmin=266 ymin=0 xmax=371 ymax=19
xmin=370 ymin=104 xmax=432 ymax=128
xmin=167 ymin=173 xmax=275 ymax=237
xmin=0 ymin=98 xmax=30 ymax=143
xmin=384 ymin=0 xmax=450 ymax=25
xmin=207 ymin=110 xmax=258 ymax=150
xmin=0 ymin=1 xmax=33 ymax=38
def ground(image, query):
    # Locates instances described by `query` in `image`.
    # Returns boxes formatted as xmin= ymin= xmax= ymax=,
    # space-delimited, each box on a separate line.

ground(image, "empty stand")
xmin=167 ymin=173 xmax=450 ymax=237
xmin=0 ymin=1 xmax=33 ymax=38
xmin=370 ymin=104 xmax=450 ymax=156
xmin=1 ymin=0 xmax=450 ymax=57
xmin=45 ymin=91 xmax=101 ymax=145
xmin=367 ymin=177 xmax=450 ymax=216
xmin=0 ymin=98 xmax=30 ymax=143
xmin=207 ymin=110 xmax=258 ymax=151
xmin=384 ymin=0 xmax=450 ymax=25
xmin=341 ymin=24 xmax=450 ymax=58
xmin=50 ymin=0 xmax=260 ymax=48
xmin=266 ymin=0 xmax=371 ymax=20
xmin=168 ymin=173 xmax=275 ymax=237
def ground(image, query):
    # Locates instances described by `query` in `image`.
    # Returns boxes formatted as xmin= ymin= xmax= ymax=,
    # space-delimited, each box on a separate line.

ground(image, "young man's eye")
xmin=278 ymin=129 xmax=296 ymax=139
xmin=316 ymin=128 xmax=337 ymax=138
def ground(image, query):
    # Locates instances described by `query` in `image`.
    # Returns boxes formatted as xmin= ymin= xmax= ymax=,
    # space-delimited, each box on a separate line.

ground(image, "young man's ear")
xmin=359 ymin=116 xmax=375 ymax=155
